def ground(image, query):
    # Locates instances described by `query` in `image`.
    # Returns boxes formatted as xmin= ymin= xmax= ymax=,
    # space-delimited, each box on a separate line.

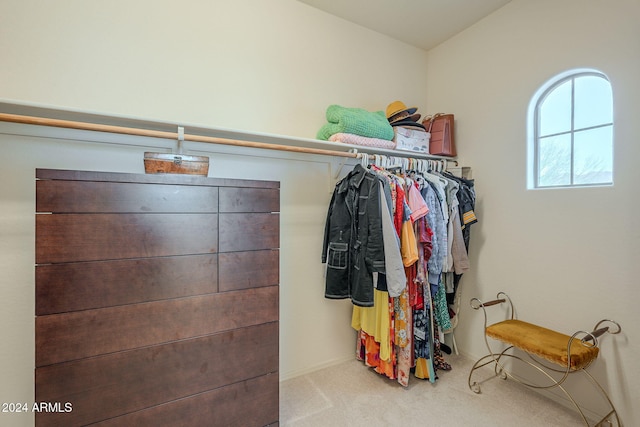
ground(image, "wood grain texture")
xmin=90 ymin=373 xmax=279 ymax=427
xmin=219 ymin=250 xmax=279 ymax=292
xmin=36 ymin=254 xmax=218 ymax=315
xmin=219 ymin=213 xmax=280 ymax=252
xmin=219 ymin=187 xmax=280 ymax=213
xmin=35 ymin=169 xmax=280 ymax=426
xmin=36 ymin=180 xmax=219 ymax=213
xmin=35 ymin=323 xmax=278 ymax=427
xmin=36 ymin=168 xmax=280 ymax=189
xmin=36 ymin=286 xmax=278 ymax=367
xmin=36 ymin=213 xmax=219 ymax=263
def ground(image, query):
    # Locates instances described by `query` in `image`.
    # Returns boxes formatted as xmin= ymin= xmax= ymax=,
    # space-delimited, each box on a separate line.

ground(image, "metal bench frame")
xmin=468 ymin=292 xmax=622 ymax=427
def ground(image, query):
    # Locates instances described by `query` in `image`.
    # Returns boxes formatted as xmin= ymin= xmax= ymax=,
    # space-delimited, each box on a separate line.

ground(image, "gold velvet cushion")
xmin=486 ymin=319 xmax=599 ymax=370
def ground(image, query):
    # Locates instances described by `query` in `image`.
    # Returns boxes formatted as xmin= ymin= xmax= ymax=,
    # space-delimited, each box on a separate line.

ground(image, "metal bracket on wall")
xmin=328 ymin=149 xmax=358 ymax=193
xmin=176 ymin=126 xmax=185 ymax=154
xmin=333 ymin=148 xmax=358 ymax=179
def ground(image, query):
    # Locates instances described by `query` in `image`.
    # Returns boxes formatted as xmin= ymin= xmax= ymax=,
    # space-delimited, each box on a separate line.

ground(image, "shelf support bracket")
xmin=176 ymin=126 xmax=185 ymax=154
xmin=333 ymin=148 xmax=357 ymax=179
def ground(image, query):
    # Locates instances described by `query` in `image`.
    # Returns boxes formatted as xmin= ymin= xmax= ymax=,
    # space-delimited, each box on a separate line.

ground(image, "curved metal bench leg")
xmin=540 ymin=368 xmax=621 ymax=426
xmin=468 ymin=296 xmax=621 ymax=426
xmin=470 ymin=351 xmax=597 ymax=425
xmin=581 ymin=369 xmax=620 ymax=426
xmin=468 ymin=347 xmax=513 ymax=394
xmin=468 ymin=353 xmax=495 ymax=393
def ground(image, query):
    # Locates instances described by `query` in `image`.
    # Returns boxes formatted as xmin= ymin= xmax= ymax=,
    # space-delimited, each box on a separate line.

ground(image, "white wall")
xmin=426 ymin=0 xmax=640 ymax=423
xmin=0 ymin=0 xmax=428 ymax=139
xmin=0 ymin=1 xmax=429 ymax=426
xmin=5 ymin=0 xmax=638 ymax=424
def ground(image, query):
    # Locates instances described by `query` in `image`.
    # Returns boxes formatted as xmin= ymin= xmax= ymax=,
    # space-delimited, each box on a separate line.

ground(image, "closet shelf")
xmin=0 ymin=100 xmax=455 ymax=162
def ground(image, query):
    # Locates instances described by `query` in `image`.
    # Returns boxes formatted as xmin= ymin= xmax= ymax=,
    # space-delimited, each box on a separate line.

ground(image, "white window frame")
xmin=527 ymin=69 xmax=614 ymax=189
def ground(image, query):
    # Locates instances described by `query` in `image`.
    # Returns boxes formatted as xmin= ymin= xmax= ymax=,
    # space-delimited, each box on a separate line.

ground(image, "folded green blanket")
xmin=317 ymin=104 xmax=394 ymax=141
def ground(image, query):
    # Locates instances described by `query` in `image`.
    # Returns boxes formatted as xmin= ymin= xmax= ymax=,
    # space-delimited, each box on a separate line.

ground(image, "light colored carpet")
xmin=280 ymin=354 xmax=588 ymax=426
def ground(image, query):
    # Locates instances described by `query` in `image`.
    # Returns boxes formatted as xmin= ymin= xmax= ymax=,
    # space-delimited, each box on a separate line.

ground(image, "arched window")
xmin=528 ymin=70 xmax=613 ymax=188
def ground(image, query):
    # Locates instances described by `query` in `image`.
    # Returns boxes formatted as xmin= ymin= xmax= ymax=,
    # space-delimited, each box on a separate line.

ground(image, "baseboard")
xmin=535 ymin=387 xmax=606 ymax=424
xmin=279 ymin=355 xmax=355 ymax=382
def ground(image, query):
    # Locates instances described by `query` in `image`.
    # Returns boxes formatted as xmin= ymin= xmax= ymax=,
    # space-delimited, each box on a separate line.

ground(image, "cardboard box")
xmin=394 ymin=127 xmax=430 ymax=153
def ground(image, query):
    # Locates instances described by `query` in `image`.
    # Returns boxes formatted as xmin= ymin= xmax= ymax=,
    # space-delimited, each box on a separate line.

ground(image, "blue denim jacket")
xmin=322 ymin=164 xmax=385 ymax=307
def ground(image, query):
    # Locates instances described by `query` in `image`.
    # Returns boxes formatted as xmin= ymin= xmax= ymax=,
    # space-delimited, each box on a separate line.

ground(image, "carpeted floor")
xmin=280 ymin=354 xmax=589 ymax=426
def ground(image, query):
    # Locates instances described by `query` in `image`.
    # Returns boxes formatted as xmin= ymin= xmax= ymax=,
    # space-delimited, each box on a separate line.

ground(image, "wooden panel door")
xmin=35 ymin=169 xmax=280 ymax=427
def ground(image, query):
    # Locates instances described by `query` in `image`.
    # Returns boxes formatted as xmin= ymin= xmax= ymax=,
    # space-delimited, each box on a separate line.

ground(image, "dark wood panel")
xmin=37 ymin=180 xmax=219 ymax=213
xmin=91 ymin=373 xmax=279 ymax=427
xmin=36 ymin=168 xmax=280 ymax=189
xmin=35 ymin=322 xmax=278 ymax=427
xmin=36 ymin=286 xmax=278 ymax=367
xmin=219 ymin=250 xmax=279 ymax=292
xmin=35 ymin=169 xmax=280 ymax=427
xmin=36 ymin=255 xmax=218 ymax=315
xmin=219 ymin=213 xmax=279 ymax=253
xmin=36 ymin=213 xmax=218 ymax=263
xmin=219 ymin=187 xmax=280 ymax=213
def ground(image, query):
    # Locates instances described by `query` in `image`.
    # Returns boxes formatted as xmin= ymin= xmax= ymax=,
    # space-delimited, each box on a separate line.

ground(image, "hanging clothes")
xmin=323 ymin=160 xmax=476 ymax=387
xmin=322 ymin=164 xmax=386 ymax=307
xmin=379 ymin=182 xmax=406 ymax=298
xmin=440 ymin=171 xmax=477 ymax=305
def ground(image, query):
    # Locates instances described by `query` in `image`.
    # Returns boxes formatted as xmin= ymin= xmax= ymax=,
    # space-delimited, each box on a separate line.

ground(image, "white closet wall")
xmin=0 ymin=2 xmax=429 ymax=425
xmin=0 ymin=0 xmax=428 ymax=140
xmin=2 ymin=0 xmax=639 ymax=425
xmin=425 ymin=0 xmax=640 ymax=424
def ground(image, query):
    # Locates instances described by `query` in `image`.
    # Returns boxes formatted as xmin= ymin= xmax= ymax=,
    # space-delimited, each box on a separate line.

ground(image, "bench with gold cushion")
xmin=468 ymin=292 xmax=621 ymax=427
xmin=486 ymin=319 xmax=600 ymax=370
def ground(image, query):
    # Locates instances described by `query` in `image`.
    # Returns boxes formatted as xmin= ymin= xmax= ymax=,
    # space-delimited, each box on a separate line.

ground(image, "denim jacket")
xmin=322 ymin=164 xmax=385 ymax=307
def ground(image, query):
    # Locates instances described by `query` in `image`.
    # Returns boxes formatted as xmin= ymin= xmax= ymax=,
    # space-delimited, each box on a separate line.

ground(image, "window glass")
xmin=538 ymin=134 xmax=571 ymax=187
xmin=574 ymin=76 xmax=613 ymax=130
xmin=531 ymin=70 xmax=613 ymax=189
xmin=539 ymin=80 xmax=572 ymax=136
xmin=574 ymin=126 xmax=613 ymax=185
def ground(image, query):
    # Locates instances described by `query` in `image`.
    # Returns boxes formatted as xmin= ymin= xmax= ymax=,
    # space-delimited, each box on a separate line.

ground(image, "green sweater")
xmin=317 ymin=104 xmax=394 ymax=141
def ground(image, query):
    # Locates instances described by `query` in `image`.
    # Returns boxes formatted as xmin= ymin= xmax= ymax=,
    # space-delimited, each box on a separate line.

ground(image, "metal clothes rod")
xmin=0 ymin=113 xmax=360 ymax=159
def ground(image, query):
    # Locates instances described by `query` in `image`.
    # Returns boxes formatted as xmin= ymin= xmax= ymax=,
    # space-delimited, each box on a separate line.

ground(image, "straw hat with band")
xmin=386 ymin=100 xmax=417 ymax=119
